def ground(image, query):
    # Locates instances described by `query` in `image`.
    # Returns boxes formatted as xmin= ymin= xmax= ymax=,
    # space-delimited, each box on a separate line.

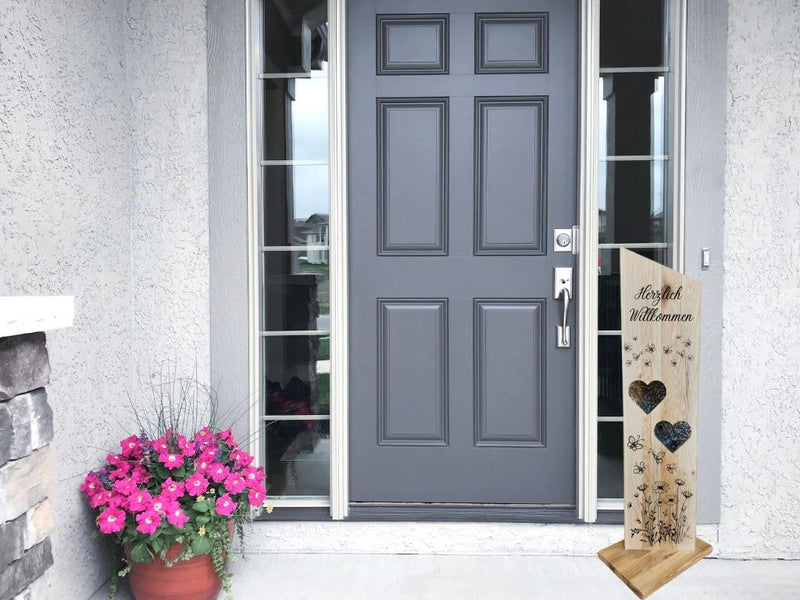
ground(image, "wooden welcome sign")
xmin=598 ymin=249 xmax=712 ymax=598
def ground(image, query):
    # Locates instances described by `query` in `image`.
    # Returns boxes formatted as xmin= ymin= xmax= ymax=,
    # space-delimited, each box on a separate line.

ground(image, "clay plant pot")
xmin=128 ymin=543 xmax=222 ymax=600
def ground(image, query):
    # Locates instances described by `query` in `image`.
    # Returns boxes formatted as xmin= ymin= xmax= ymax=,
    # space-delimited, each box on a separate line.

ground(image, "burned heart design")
xmin=654 ymin=420 xmax=692 ymax=453
xmin=628 ymin=380 xmax=667 ymax=414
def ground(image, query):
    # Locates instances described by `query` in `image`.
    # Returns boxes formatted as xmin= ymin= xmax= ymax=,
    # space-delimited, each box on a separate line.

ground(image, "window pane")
xmin=598 ymin=248 xmax=669 ymax=330
xmin=264 ymin=70 xmax=329 ymax=161
xmin=598 ymin=336 xmax=622 ymax=416
xmin=599 ymin=160 xmax=667 ymax=244
xmin=263 ymin=165 xmax=329 ymax=247
xmin=264 ymin=420 xmax=330 ymax=496
xmin=263 ymin=251 xmax=329 ymax=332
xmin=599 ymin=0 xmax=665 ymax=68
xmin=598 ymin=421 xmax=624 ymax=498
xmin=264 ymin=0 xmax=328 ymax=74
xmin=600 ymin=73 xmax=667 ymax=157
xmin=263 ymin=336 xmax=330 ymax=415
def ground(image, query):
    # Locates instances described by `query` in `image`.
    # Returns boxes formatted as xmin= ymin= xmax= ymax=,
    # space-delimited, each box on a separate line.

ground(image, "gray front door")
xmin=348 ymin=0 xmax=578 ymax=507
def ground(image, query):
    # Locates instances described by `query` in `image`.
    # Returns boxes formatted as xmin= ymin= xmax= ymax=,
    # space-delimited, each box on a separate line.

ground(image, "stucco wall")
xmin=0 ymin=0 xmax=209 ymax=598
xmin=719 ymin=0 xmax=800 ymax=559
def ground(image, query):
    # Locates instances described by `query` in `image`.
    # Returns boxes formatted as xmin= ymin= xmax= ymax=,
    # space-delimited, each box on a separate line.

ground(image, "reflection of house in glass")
xmin=294 ymin=213 xmax=329 ymax=265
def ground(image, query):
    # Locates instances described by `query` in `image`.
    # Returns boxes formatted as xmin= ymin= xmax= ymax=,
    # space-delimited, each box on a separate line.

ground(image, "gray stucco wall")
xmin=0 ymin=0 xmax=209 ymax=597
xmin=720 ymin=0 xmax=800 ymax=558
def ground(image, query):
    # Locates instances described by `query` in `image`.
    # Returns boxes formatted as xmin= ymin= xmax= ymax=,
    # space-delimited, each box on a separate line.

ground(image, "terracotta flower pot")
xmin=128 ymin=523 xmax=233 ymax=600
xmin=128 ymin=542 xmax=222 ymax=600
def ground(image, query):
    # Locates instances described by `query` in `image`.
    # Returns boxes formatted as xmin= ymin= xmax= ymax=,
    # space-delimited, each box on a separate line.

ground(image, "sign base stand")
xmin=597 ymin=538 xmax=713 ymax=599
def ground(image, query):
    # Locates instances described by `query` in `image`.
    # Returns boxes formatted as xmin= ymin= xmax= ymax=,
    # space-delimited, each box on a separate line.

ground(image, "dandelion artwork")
xmin=617 ymin=248 xmax=703 ymax=552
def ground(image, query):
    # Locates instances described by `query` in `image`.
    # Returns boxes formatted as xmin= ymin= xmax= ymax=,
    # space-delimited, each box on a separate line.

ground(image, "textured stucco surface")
xmin=719 ymin=0 xmax=800 ymax=558
xmin=0 ymin=0 xmax=209 ymax=597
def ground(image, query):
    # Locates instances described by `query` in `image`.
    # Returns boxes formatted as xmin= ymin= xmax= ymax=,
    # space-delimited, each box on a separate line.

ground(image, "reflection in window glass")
xmin=263 ymin=336 xmax=330 ymax=416
xmin=598 ymin=161 xmax=667 ymax=245
xmin=600 ymin=73 xmax=666 ymax=157
xmin=599 ymin=0 xmax=665 ymax=68
xmin=264 ymin=420 xmax=330 ymax=496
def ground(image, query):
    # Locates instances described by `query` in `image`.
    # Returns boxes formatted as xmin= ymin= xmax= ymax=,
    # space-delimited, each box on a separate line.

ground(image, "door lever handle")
xmin=554 ymin=267 xmax=573 ymax=348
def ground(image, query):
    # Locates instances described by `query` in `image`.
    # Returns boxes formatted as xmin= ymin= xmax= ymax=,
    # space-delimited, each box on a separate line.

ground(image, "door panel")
xmin=349 ymin=0 xmax=578 ymax=506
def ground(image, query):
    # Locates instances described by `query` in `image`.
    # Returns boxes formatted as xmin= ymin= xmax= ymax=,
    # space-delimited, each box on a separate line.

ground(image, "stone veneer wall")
xmin=0 ymin=333 xmax=55 ymax=599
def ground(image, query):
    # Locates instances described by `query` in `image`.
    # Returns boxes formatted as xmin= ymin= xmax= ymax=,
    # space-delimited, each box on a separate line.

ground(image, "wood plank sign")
xmin=598 ymin=249 xmax=711 ymax=598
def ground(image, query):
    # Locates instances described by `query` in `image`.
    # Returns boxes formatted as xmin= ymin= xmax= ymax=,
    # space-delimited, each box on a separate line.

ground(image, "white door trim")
xmin=328 ymin=0 xmax=350 ymax=520
xmin=577 ymin=0 xmax=600 ymax=523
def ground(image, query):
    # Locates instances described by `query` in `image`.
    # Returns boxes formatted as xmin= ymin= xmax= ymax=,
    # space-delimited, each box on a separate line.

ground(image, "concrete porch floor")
xmin=90 ymin=553 xmax=800 ymax=599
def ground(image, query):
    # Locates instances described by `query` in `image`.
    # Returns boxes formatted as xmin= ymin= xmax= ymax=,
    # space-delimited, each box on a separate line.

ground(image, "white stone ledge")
xmin=0 ymin=297 xmax=74 ymax=339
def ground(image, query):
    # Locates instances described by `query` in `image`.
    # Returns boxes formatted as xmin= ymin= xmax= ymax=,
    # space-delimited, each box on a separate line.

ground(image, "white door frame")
xmin=247 ymin=0 xmax=603 ymax=522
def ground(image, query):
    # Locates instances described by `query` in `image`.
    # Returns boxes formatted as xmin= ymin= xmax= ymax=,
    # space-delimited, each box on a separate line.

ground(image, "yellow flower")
xmin=209 ymin=488 xmax=216 ymax=495
xmin=198 ymin=526 xmax=206 ymax=536
xmin=196 ymin=495 xmax=205 ymax=502
xmin=264 ymin=502 xmax=274 ymax=514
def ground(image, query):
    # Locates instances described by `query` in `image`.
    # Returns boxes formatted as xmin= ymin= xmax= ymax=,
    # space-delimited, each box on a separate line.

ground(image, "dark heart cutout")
xmin=628 ymin=380 xmax=667 ymax=414
xmin=654 ymin=420 xmax=692 ymax=453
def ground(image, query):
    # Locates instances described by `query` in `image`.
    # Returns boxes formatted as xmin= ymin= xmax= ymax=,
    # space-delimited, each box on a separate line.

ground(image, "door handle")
xmin=554 ymin=267 xmax=572 ymax=348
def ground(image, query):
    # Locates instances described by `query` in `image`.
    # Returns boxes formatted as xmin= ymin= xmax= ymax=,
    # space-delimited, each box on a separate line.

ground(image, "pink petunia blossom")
xmin=230 ymin=449 xmax=254 ymax=469
xmin=215 ymin=494 xmax=238 ymax=517
xmin=223 ymin=472 xmax=247 ymax=494
xmin=208 ymin=463 xmax=230 ymax=484
xmin=161 ymin=477 xmax=185 ymax=499
xmin=217 ymin=429 xmax=234 ymax=444
xmin=158 ymin=452 xmax=184 ymax=470
xmin=81 ymin=474 xmax=103 ymax=498
xmin=126 ymin=490 xmax=153 ymax=513
xmin=194 ymin=427 xmax=213 ymax=442
xmin=97 ymin=506 xmax=126 ymax=534
xmin=130 ymin=466 xmax=151 ymax=485
xmin=119 ymin=435 xmax=143 ymax=458
xmin=152 ymin=437 xmax=170 ymax=454
xmin=112 ymin=477 xmax=138 ymax=496
xmin=108 ymin=461 xmax=133 ymax=481
xmin=199 ymin=447 xmax=218 ymax=462
xmin=247 ymin=487 xmax=266 ymax=507
xmin=177 ymin=435 xmax=196 ymax=456
xmin=241 ymin=466 xmax=265 ymax=488
xmin=135 ymin=510 xmax=161 ymax=535
xmin=185 ymin=473 xmax=209 ymax=497
xmin=149 ymin=494 xmax=170 ymax=514
xmin=165 ymin=503 xmax=189 ymax=528
xmin=90 ymin=490 xmax=113 ymax=509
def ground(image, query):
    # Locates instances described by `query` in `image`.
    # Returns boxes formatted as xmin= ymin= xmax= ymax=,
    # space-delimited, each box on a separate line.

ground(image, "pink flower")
xmin=217 ymin=429 xmax=234 ymax=444
xmin=161 ymin=478 xmax=185 ymax=499
xmin=208 ymin=463 xmax=230 ymax=484
xmin=195 ymin=458 xmax=212 ymax=474
xmin=194 ymin=427 xmax=213 ymax=442
xmin=130 ymin=466 xmax=151 ymax=485
xmin=199 ymin=447 xmax=218 ymax=462
xmin=185 ymin=473 xmax=209 ymax=497
xmin=215 ymin=494 xmax=237 ymax=517
xmin=158 ymin=452 xmax=184 ymax=470
xmin=90 ymin=490 xmax=113 ymax=509
xmin=152 ymin=437 xmax=170 ymax=454
xmin=97 ymin=506 xmax=126 ymax=534
xmin=107 ymin=493 xmax=126 ymax=508
xmin=165 ymin=503 xmax=189 ymax=528
xmin=135 ymin=510 xmax=161 ymax=535
xmin=108 ymin=461 xmax=132 ymax=481
xmin=126 ymin=490 xmax=153 ymax=513
xmin=247 ymin=487 xmax=266 ymax=507
xmin=81 ymin=474 xmax=103 ymax=498
xmin=242 ymin=466 xmax=265 ymax=488
xmin=149 ymin=494 xmax=170 ymax=514
xmin=230 ymin=449 xmax=254 ymax=469
xmin=119 ymin=435 xmax=143 ymax=458
xmin=224 ymin=472 xmax=246 ymax=494
xmin=112 ymin=477 xmax=138 ymax=496
xmin=177 ymin=435 xmax=196 ymax=456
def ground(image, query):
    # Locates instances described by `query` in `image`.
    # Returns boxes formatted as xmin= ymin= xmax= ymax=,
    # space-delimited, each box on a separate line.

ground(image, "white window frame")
xmin=245 ymin=0 xmax=686 ymax=523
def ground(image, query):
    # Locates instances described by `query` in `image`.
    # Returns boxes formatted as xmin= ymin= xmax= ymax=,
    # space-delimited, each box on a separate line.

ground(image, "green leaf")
xmin=129 ymin=542 xmax=154 ymax=563
xmin=173 ymin=466 xmax=186 ymax=479
xmin=196 ymin=515 xmax=210 ymax=525
xmin=150 ymin=537 xmax=165 ymax=554
xmin=193 ymin=501 xmax=209 ymax=513
xmin=192 ymin=535 xmax=213 ymax=555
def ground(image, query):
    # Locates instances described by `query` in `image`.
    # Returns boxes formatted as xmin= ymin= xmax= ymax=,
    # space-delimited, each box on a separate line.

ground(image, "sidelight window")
xmin=596 ymin=0 xmax=685 ymax=508
xmin=257 ymin=0 xmax=332 ymax=506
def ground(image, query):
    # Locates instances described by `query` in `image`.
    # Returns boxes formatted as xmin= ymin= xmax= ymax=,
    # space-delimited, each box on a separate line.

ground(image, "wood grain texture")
xmin=620 ymin=249 xmax=702 ymax=551
xmin=598 ymin=537 xmax=712 ymax=599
